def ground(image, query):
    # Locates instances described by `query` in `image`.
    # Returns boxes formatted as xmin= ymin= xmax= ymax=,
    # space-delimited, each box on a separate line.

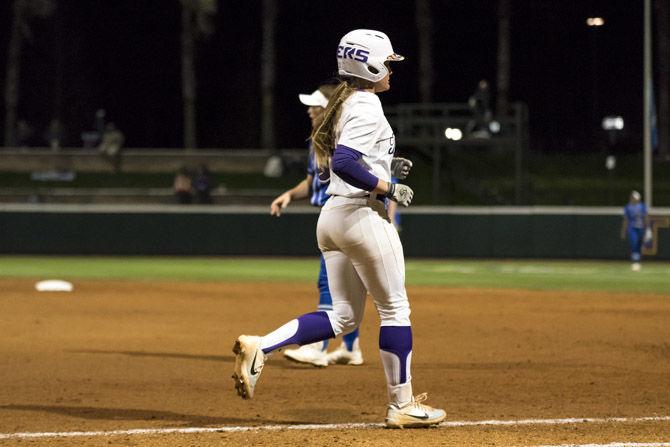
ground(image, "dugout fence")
xmin=0 ymin=204 xmax=668 ymax=259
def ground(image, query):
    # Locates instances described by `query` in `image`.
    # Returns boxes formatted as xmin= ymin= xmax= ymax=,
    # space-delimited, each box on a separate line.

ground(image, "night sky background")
xmin=0 ymin=0 xmax=644 ymax=151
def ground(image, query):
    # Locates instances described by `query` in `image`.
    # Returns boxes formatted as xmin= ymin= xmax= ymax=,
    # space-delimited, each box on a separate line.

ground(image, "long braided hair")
xmin=311 ymin=77 xmax=373 ymax=169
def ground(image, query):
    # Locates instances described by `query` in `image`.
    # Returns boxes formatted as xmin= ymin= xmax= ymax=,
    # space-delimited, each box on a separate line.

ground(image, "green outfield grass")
xmin=1 ymin=257 xmax=669 ymax=294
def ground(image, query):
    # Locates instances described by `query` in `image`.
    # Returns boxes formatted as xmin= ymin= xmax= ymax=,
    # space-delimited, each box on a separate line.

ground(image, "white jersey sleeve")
xmin=337 ymin=96 xmax=381 ymax=156
xmin=326 ymin=91 xmax=395 ymax=197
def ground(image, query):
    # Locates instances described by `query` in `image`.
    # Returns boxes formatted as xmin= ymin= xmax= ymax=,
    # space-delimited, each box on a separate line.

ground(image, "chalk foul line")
xmin=0 ymin=415 xmax=669 ymax=440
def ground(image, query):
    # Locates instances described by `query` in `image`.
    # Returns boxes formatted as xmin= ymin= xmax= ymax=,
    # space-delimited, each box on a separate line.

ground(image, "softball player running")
xmin=270 ymin=84 xmax=364 ymax=367
xmin=620 ymin=190 xmax=651 ymax=271
xmin=233 ymin=29 xmax=445 ymax=428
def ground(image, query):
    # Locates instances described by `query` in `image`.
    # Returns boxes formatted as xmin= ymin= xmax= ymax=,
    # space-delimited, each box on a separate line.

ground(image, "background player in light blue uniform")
xmin=620 ymin=190 xmax=650 ymax=271
xmin=270 ymin=84 xmax=363 ymax=367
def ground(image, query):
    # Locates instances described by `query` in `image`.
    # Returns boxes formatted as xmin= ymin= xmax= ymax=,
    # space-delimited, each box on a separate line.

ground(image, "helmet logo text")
xmin=336 ymin=46 xmax=370 ymax=62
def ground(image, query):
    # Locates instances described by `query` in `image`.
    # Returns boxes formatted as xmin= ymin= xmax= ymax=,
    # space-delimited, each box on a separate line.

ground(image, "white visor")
xmin=298 ymin=89 xmax=329 ymax=108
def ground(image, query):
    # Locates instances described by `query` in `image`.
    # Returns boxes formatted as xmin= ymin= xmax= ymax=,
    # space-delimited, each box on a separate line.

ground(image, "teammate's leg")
xmin=317 ymin=255 xmax=333 ymax=313
xmin=312 ymin=252 xmax=363 ymax=365
xmin=319 ymin=253 xmax=363 ymax=348
xmin=317 ymin=255 xmax=333 ymax=351
xmin=327 ymin=327 xmax=362 ymax=365
xmin=322 ymin=250 xmax=366 ymax=365
xmin=343 ymin=329 xmax=359 ymax=350
xmin=321 ymin=250 xmax=367 ymax=336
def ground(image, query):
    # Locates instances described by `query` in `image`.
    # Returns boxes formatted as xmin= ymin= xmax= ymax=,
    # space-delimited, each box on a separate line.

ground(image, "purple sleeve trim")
xmin=331 ymin=144 xmax=379 ymax=192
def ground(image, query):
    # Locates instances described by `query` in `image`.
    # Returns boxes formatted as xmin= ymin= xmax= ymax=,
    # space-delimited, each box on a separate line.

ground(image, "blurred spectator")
xmin=174 ymin=167 xmax=194 ymax=204
xmin=193 ymin=163 xmax=214 ymax=204
xmin=466 ymin=79 xmax=493 ymax=138
xmin=44 ymin=119 xmax=63 ymax=150
xmin=98 ymin=123 xmax=125 ymax=173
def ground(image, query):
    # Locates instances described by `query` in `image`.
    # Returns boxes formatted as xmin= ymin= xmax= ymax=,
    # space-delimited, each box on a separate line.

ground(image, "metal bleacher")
xmin=0 ymin=148 xmax=306 ymax=205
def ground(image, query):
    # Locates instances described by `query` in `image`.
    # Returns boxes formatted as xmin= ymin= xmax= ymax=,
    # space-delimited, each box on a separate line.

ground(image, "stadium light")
xmin=488 ymin=120 xmax=501 ymax=134
xmin=586 ymin=17 xmax=605 ymax=27
xmin=601 ymin=116 xmax=624 ymax=130
xmin=444 ymin=128 xmax=463 ymax=141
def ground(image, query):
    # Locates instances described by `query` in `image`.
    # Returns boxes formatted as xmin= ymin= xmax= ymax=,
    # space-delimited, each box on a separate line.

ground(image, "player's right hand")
xmin=386 ymin=183 xmax=414 ymax=207
xmin=270 ymin=192 xmax=292 ymax=216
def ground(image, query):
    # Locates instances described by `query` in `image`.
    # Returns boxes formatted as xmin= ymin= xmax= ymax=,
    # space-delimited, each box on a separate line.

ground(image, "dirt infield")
xmin=1 ymin=279 xmax=669 ymax=446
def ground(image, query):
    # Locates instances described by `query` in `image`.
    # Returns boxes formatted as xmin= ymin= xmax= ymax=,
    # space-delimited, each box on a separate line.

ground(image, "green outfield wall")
xmin=1 ymin=205 xmax=669 ymax=259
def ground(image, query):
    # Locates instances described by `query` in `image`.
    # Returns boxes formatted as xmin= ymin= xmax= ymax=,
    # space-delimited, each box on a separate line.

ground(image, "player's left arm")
xmin=387 ymin=199 xmax=398 ymax=221
xmin=386 ymin=177 xmax=401 ymax=229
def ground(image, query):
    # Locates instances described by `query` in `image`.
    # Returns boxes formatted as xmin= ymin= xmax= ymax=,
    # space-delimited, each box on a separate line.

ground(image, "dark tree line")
xmin=3 ymin=0 xmax=669 ymax=157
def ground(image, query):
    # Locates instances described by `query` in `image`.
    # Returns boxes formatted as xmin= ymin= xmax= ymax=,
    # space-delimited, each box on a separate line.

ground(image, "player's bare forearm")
xmin=289 ymin=177 xmax=310 ymax=200
xmin=387 ymin=200 xmax=398 ymax=221
xmin=270 ymin=178 xmax=310 ymax=216
xmin=373 ymin=179 xmax=392 ymax=196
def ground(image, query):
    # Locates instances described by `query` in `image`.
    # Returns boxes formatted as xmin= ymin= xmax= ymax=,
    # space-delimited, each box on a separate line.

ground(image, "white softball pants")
xmin=316 ymin=195 xmax=411 ymax=334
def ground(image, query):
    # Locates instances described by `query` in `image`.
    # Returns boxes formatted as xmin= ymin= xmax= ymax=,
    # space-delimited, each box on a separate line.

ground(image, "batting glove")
xmin=386 ymin=183 xmax=414 ymax=207
xmin=391 ymin=157 xmax=413 ymax=180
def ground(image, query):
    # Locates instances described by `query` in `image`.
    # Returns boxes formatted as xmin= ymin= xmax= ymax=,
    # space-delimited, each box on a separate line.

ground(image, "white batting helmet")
xmin=336 ymin=29 xmax=404 ymax=83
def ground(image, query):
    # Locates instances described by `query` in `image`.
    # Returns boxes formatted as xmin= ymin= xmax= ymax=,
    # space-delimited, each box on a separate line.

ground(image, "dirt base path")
xmin=1 ymin=279 xmax=669 ymax=446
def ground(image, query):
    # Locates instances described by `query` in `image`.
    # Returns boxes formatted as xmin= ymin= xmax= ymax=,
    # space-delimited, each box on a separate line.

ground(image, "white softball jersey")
xmin=326 ymin=91 xmax=395 ymax=197
xmin=317 ymin=90 xmax=411 ymax=328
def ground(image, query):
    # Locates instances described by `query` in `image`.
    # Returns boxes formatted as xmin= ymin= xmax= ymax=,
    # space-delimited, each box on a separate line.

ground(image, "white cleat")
xmin=326 ymin=340 xmax=364 ymax=366
xmin=232 ymin=335 xmax=265 ymax=400
xmin=631 ymin=262 xmax=641 ymax=272
xmin=385 ymin=393 xmax=446 ymax=428
xmin=283 ymin=342 xmax=328 ymax=367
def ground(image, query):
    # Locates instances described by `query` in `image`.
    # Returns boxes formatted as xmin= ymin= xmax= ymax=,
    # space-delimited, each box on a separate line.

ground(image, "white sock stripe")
xmin=406 ymin=351 xmax=412 ymax=383
xmin=259 ymin=319 xmax=299 ymax=352
xmin=379 ymin=349 xmax=401 ymax=384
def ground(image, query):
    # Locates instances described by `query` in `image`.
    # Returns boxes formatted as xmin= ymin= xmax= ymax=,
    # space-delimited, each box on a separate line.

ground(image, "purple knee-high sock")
xmin=379 ymin=326 xmax=413 ymax=383
xmin=261 ymin=311 xmax=335 ymax=354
